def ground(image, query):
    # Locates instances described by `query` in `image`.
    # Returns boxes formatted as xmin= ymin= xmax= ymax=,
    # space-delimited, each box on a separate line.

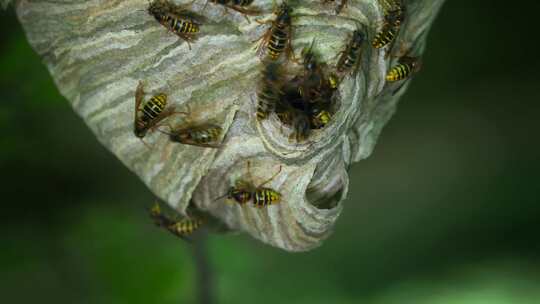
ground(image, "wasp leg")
xmin=139 ymin=137 xmax=154 ymax=150
xmin=135 ymin=81 xmax=145 ymax=109
xmin=135 ymin=81 xmax=145 ymax=127
xmin=246 ymin=161 xmax=253 ymax=183
xmin=258 ymin=165 xmax=282 ymax=188
xmin=195 ymin=143 xmax=222 ymax=149
xmin=254 ymin=18 xmax=272 ymax=25
xmin=391 ymin=79 xmax=409 ymax=96
xmin=227 ymin=5 xmax=261 ymax=23
xmin=177 ymin=32 xmax=196 ymax=50
xmin=254 ymin=26 xmax=273 ymax=58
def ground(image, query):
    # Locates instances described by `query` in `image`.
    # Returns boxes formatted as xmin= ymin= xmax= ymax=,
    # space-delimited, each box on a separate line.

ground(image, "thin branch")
xmin=190 ymin=232 xmax=214 ymax=304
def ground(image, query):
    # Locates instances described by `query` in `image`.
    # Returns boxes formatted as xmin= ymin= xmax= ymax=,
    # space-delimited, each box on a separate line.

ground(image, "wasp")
xmin=385 ymin=55 xmax=421 ymax=94
xmin=134 ymin=81 xmax=176 ymax=144
xmin=206 ymin=0 xmax=261 ymax=22
xmin=311 ymin=106 xmax=332 ymax=129
xmin=216 ymin=162 xmax=282 ymax=207
xmin=162 ymin=122 xmax=223 ymax=148
xmin=257 ymin=62 xmax=284 ymax=120
xmin=298 ymin=40 xmax=339 ymax=106
xmin=337 ymin=29 xmax=365 ymax=74
xmin=372 ymin=0 xmax=405 ymax=49
xmin=148 ymin=0 xmax=202 ymax=49
xmin=298 ymin=40 xmax=326 ymax=101
xmin=156 ymin=104 xmax=224 ymax=148
xmin=149 ymin=202 xmax=204 ymax=239
xmin=255 ymin=2 xmax=294 ymax=61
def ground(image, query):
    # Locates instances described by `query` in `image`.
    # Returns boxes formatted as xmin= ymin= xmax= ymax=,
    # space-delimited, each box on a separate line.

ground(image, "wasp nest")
xmin=11 ymin=0 xmax=444 ymax=251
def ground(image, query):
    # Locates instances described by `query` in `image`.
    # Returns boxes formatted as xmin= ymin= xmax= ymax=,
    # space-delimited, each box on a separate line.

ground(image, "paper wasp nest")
xmin=11 ymin=0 xmax=444 ymax=251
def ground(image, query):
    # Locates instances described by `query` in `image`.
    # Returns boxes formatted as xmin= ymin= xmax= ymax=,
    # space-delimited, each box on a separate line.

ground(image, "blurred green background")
xmin=1 ymin=1 xmax=539 ymax=303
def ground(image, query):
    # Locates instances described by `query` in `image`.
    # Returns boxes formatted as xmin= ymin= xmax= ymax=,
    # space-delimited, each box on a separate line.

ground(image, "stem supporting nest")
xmin=191 ymin=232 xmax=215 ymax=304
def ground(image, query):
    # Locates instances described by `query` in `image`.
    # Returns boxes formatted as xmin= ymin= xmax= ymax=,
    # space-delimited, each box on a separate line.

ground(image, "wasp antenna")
xmin=213 ymin=192 xmax=229 ymax=202
xmin=172 ymin=111 xmax=189 ymax=116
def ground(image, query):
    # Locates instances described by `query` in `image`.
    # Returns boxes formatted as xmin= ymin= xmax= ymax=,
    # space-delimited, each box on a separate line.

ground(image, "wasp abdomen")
xmin=149 ymin=202 xmax=204 ymax=239
xmin=337 ymin=30 xmax=364 ymax=73
xmin=268 ymin=25 xmax=288 ymax=59
xmin=163 ymin=15 xmax=198 ymax=34
xmin=191 ymin=125 xmax=222 ymax=144
xmin=386 ymin=62 xmax=412 ymax=82
xmin=142 ymin=94 xmax=167 ymax=121
xmin=134 ymin=83 xmax=169 ymax=139
xmin=338 ymin=46 xmax=361 ymax=72
xmin=168 ymin=124 xmax=223 ymax=148
xmin=169 ymin=218 xmax=204 ymax=236
xmin=254 ymin=188 xmax=281 ymax=207
xmin=257 ymin=87 xmax=280 ymax=119
xmin=372 ymin=25 xmax=396 ymax=49
xmin=257 ymin=62 xmax=283 ymax=120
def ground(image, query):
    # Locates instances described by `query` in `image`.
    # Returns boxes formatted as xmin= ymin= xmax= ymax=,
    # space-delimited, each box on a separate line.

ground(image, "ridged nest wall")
xmin=8 ymin=0 xmax=445 ymax=251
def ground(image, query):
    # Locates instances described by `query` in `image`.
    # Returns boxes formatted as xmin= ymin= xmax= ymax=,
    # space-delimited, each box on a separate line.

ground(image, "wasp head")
xmin=352 ymin=30 xmax=365 ymax=46
xmin=276 ymin=2 xmax=292 ymax=24
xmin=147 ymin=0 xmax=168 ymax=19
xmin=134 ymin=123 xmax=148 ymax=138
xmin=170 ymin=130 xmax=190 ymax=143
xmin=386 ymin=9 xmax=405 ymax=26
xmin=229 ymin=187 xmax=252 ymax=204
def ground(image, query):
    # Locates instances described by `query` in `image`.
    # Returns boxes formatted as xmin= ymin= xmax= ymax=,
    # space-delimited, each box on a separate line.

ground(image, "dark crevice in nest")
xmin=257 ymin=42 xmax=342 ymax=144
xmin=305 ymin=185 xmax=344 ymax=210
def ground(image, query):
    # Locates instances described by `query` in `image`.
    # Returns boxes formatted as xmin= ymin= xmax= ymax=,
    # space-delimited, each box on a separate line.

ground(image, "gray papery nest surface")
xmin=9 ymin=0 xmax=445 ymax=251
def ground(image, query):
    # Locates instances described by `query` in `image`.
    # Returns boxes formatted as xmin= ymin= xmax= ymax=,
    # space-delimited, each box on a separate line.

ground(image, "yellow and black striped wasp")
xmin=257 ymin=62 xmax=285 ymax=120
xmin=298 ymin=39 xmax=326 ymax=103
xmin=254 ymin=1 xmax=295 ymax=61
xmin=134 ymin=81 xmax=177 ymax=146
xmin=386 ymin=54 xmax=421 ymax=95
xmin=148 ymin=0 xmax=203 ymax=49
xmin=162 ymin=122 xmax=223 ymax=148
xmin=337 ymin=29 xmax=365 ymax=75
xmin=149 ymin=201 xmax=205 ymax=240
xmin=372 ymin=0 xmax=405 ymax=50
xmin=157 ymin=104 xmax=224 ymax=148
xmin=216 ymin=161 xmax=282 ymax=207
xmin=205 ymin=0 xmax=261 ymax=22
